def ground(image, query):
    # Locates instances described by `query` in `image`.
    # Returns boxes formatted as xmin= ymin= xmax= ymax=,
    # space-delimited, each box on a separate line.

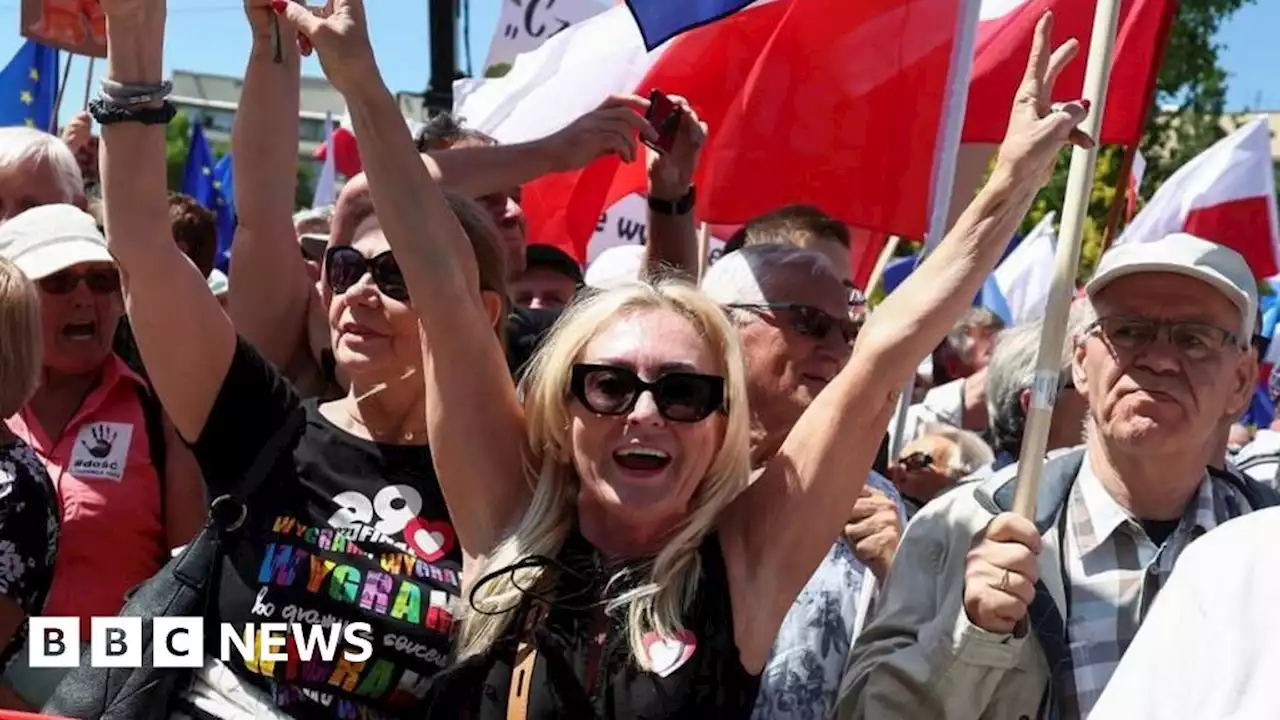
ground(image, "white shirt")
xmin=887 ymin=378 xmax=964 ymax=453
xmin=1088 ymin=506 xmax=1280 ymax=719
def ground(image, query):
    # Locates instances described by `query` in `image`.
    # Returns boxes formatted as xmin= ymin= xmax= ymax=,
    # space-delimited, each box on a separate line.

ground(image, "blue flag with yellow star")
xmin=0 ymin=40 xmax=59 ymax=131
xmin=212 ymin=154 xmax=236 ymax=272
xmin=182 ymin=124 xmax=237 ymax=273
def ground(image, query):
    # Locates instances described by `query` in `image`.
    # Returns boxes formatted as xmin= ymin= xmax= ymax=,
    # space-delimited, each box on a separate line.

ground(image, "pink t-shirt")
xmin=5 ymin=355 xmax=165 ymax=637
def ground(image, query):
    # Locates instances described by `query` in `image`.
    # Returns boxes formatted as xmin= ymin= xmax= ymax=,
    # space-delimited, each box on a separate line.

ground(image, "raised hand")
xmin=647 ymin=95 xmax=707 ymax=201
xmin=272 ymin=0 xmax=376 ymax=90
xmin=995 ymin=11 xmax=1094 ymax=187
xmin=60 ymin=111 xmax=93 ymax=154
xmin=543 ymin=95 xmax=659 ymax=170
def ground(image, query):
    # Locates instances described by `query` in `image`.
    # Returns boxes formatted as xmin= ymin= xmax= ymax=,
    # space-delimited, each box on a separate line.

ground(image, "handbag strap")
xmin=208 ymin=405 xmax=307 ymax=534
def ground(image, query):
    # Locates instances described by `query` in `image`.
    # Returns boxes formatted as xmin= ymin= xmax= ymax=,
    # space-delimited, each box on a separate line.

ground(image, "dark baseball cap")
xmin=525 ymin=244 xmax=584 ymax=284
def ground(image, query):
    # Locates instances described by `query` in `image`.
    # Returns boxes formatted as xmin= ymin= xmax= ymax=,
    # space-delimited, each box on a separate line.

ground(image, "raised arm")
xmin=275 ymin=0 xmax=583 ymax=561
xmin=643 ymin=95 xmax=704 ymax=277
xmin=720 ymin=13 xmax=1092 ymax=668
xmin=226 ymin=0 xmax=314 ymax=371
xmin=98 ymin=1 xmax=237 ymax=442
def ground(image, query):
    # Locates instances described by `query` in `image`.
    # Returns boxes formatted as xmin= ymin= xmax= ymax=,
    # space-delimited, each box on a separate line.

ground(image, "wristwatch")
xmin=648 ymin=186 xmax=696 ymax=216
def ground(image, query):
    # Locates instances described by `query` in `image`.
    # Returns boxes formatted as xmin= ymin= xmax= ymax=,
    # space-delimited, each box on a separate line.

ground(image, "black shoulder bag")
xmin=44 ymin=407 xmax=306 ymax=720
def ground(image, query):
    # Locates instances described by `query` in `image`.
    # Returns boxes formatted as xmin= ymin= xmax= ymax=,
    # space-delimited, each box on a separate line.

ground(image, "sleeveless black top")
xmin=422 ymin=529 xmax=760 ymax=718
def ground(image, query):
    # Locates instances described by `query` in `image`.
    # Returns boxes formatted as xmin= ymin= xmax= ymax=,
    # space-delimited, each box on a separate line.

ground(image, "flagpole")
xmin=1097 ymin=144 xmax=1134 ymax=256
xmin=81 ymin=57 xmax=95 ymax=110
xmin=696 ymin=221 xmax=711 ymax=281
xmin=49 ymin=52 xmax=73 ymax=133
xmin=864 ymin=235 xmax=901 ymax=301
xmin=888 ymin=0 xmax=983 ymax=459
xmin=1010 ymin=0 xmax=1123 ymax=520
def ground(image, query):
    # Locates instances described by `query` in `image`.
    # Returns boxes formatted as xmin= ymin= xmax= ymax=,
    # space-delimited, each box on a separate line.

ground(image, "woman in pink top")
xmin=0 ymin=197 xmax=205 ymax=708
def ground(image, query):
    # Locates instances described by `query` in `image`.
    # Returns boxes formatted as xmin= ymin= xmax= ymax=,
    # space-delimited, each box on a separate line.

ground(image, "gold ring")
xmin=997 ymin=569 xmax=1011 ymax=591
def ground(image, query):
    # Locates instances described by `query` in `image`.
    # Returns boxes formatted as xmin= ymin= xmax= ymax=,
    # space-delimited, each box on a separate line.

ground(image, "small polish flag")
xmin=1114 ymin=117 xmax=1280 ymax=279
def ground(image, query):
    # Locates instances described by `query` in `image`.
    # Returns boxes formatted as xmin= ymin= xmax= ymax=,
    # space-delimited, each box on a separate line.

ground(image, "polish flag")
xmin=456 ymin=0 xmax=977 ymax=263
xmin=313 ymin=113 xmax=361 ymax=180
xmin=963 ymin=0 xmax=1175 ymax=145
xmin=1114 ymin=117 xmax=1280 ymax=279
xmin=1126 ymin=149 xmax=1147 ymax=221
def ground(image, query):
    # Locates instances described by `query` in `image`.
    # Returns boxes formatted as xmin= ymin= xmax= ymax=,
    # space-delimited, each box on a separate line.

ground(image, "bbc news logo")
xmin=29 ymin=618 xmax=374 ymax=668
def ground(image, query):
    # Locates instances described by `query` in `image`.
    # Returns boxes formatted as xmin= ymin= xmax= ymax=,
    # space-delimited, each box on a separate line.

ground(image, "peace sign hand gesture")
xmin=271 ymin=0 xmax=378 ymax=91
xmin=995 ymin=12 xmax=1095 ymax=188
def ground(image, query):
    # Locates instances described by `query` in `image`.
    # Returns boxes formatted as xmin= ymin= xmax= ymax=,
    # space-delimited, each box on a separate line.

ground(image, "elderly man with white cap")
xmin=837 ymin=233 xmax=1278 ymax=720
xmin=0 ymin=204 xmax=205 ymax=709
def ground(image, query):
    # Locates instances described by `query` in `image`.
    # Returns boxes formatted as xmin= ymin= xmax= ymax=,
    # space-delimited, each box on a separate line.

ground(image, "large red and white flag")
xmin=1114 ymin=117 xmax=1280 ymax=279
xmin=456 ymin=0 xmax=977 ymax=263
xmin=963 ymin=0 xmax=1175 ymax=145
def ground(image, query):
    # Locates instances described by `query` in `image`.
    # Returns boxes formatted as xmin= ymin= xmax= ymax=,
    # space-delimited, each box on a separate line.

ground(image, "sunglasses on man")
xmin=727 ymin=302 xmax=858 ymax=345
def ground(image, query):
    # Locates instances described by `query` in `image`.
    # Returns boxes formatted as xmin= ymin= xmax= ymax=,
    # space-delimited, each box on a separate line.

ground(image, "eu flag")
xmin=181 ymin=124 xmax=237 ymax=273
xmin=0 ymin=40 xmax=59 ymax=130
xmin=212 ymin=155 xmax=236 ymax=272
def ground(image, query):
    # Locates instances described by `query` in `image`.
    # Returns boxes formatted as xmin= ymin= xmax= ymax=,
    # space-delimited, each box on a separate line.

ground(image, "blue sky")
xmin=0 ymin=0 xmax=1274 ymax=126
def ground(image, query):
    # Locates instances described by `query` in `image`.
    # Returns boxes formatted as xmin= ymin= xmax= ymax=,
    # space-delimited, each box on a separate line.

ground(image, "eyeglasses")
xmin=300 ymin=233 xmax=329 ymax=263
xmin=1087 ymin=316 xmax=1240 ymax=361
xmin=569 ymin=363 xmax=726 ymax=423
xmin=38 ymin=267 xmax=120 ymax=295
xmin=727 ymin=303 xmax=858 ymax=345
xmin=898 ymin=451 xmax=934 ymax=471
xmin=323 ymin=246 xmax=409 ymax=303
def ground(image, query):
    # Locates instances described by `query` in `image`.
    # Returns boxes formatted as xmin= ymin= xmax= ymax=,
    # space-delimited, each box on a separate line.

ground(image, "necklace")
xmin=338 ymin=403 xmax=427 ymax=444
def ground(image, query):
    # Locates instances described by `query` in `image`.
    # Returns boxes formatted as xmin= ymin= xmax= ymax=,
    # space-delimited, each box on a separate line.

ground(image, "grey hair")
xmin=941 ymin=307 xmax=1005 ymax=359
xmin=0 ymin=127 xmax=83 ymax=204
xmin=985 ymin=299 xmax=1097 ymax=455
xmin=294 ymin=205 xmax=334 ymax=230
xmin=700 ymin=243 xmax=840 ymax=318
xmin=920 ymin=423 xmax=995 ymax=479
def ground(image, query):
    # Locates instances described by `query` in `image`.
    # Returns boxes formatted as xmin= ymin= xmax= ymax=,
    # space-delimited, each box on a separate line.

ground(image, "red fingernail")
xmin=1080 ymin=99 xmax=1091 ymax=110
xmin=271 ymin=1 xmax=287 ymax=13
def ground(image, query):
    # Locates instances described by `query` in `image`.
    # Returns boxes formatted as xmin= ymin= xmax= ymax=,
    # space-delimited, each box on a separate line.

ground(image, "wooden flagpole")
xmin=1010 ymin=0 xmax=1124 ymax=519
xmin=49 ymin=54 xmax=73 ymax=133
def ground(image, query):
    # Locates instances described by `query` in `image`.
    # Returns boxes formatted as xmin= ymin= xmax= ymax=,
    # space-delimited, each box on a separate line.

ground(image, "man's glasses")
xmin=569 ymin=364 xmax=725 ymax=423
xmin=898 ymin=451 xmax=934 ymax=471
xmin=300 ymin=233 xmax=329 ymax=263
xmin=39 ymin=267 xmax=120 ymax=295
xmin=728 ymin=303 xmax=858 ymax=345
xmin=1087 ymin=316 xmax=1240 ymax=361
xmin=324 ymin=246 xmax=410 ymax=303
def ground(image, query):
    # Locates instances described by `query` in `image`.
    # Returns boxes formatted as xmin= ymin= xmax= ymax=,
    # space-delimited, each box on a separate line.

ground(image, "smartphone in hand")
xmin=643 ymin=90 xmax=682 ymax=155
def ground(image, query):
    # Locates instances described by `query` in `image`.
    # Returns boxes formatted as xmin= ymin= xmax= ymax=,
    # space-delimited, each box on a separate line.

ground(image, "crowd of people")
xmin=0 ymin=0 xmax=1274 ymax=718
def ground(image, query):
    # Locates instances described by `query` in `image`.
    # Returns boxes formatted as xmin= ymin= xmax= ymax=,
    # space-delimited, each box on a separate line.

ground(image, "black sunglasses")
xmin=300 ymin=233 xmax=329 ymax=263
xmin=570 ymin=363 xmax=726 ymax=423
xmin=324 ymin=246 xmax=409 ymax=303
xmin=39 ymin=267 xmax=120 ymax=295
xmin=728 ymin=302 xmax=858 ymax=345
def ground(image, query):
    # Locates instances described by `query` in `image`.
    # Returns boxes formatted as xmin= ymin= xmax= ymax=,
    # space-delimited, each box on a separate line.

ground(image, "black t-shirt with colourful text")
xmin=191 ymin=338 xmax=462 ymax=719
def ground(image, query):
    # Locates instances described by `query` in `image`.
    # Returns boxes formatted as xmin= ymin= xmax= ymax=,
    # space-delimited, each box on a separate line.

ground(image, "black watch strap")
xmin=648 ymin=186 xmax=696 ymax=215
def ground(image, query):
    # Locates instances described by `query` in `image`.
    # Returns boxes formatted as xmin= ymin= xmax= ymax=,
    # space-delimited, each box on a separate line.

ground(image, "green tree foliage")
xmin=1020 ymin=0 xmax=1259 ymax=281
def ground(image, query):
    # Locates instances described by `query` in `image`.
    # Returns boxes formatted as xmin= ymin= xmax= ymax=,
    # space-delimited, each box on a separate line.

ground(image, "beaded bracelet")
xmin=99 ymin=79 xmax=173 ymax=108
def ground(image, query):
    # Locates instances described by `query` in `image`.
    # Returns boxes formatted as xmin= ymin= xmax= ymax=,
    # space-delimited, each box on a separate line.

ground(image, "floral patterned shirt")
xmin=0 ymin=440 xmax=59 ymax=673
xmin=751 ymin=473 xmax=905 ymax=720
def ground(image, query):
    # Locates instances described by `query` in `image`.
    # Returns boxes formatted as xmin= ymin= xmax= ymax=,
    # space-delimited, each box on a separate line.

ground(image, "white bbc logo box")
xmin=29 ymin=617 xmax=205 ymax=668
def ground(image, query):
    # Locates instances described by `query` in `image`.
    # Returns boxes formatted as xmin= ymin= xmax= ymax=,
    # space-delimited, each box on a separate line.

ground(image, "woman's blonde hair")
xmin=457 ymin=278 xmax=753 ymax=667
xmin=0 ymin=257 xmax=42 ymax=417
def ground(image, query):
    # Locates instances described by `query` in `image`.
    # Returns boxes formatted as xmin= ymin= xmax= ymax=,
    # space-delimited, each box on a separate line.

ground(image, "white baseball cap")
xmin=0 ymin=204 xmax=113 ymax=280
xmin=1085 ymin=233 xmax=1257 ymax=338
xmin=584 ymin=245 xmax=646 ymax=290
